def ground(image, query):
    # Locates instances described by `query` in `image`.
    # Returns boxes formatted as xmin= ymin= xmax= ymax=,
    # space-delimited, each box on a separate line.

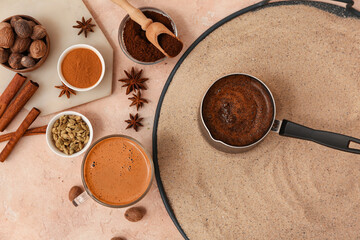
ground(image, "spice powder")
xmin=61 ymin=48 xmax=102 ymax=88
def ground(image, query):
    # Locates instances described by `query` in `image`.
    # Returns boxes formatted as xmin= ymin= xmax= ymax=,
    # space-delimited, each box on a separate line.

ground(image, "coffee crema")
xmin=202 ymin=74 xmax=274 ymax=146
xmin=83 ymin=137 xmax=152 ymax=206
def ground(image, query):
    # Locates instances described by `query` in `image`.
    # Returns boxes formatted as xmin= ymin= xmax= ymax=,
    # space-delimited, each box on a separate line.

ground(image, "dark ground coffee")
xmin=202 ymin=74 xmax=274 ymax=146
xmin=158 ymin=33 xmax=183 ymax=57
xmin=123 ymin=11 xmax=175 ymax=62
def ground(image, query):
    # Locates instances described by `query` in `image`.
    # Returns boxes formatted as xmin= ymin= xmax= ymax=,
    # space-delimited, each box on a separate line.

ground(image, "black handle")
xmin=279 ymin=119 xmax=360 ymax=154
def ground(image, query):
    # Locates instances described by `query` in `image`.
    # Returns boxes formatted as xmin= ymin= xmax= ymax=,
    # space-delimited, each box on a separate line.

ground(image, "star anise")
xmin=119 ymin=67 xmax=148 ymax=95
xmin=128 ymin=91 xmax=148 ymax=110
xmin=73 ymin=17 xmax=96 ymax=38
xmin=55 ymin=83 xmax=76 ymax=99
xmin=125 ymin=113 xmax=143 ymax=132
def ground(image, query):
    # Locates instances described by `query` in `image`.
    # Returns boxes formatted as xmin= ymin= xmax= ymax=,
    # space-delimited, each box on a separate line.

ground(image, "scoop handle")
xmin=279 ymin=119 xmax=360 ymax=154
xmin=111 ymin=0 xmax=152 ymax=30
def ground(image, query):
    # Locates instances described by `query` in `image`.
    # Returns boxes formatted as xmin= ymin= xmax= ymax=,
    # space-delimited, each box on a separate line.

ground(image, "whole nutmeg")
xmin=69 ymin=186 xmax=83 ymax=202
xmin=124 ymin=207 xmax=146 ymax=222
xmin=31 ymin=25 xmax=47 ymax=40
xmin=0 ymin=22 xmax=15 ymax=48
xmin=0 ymin=47 xmax=10 ymax=64
xmin=13 ymin=19 xmax=32 ymax=38
xmin=21 ymin=55 xmax=35 ymax=68
xmin=27 ymin=20 xmax=36 ymax=29
xmin=111 ymin=237 xmax=126 ymax=240
xmin=10 ymin=16 xmax=22 ymax=27
xmin=10 ymin=37 xmax=31 ymax=53
xmin=8 ymin=52 xmax=23 ymax=69
xmin=29 ymin=40 xmax=47 ymax=59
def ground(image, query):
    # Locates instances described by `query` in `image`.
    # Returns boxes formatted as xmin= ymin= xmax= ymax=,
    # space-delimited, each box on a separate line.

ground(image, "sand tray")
xmin=153 ymin=1 xmax=360 ymax=239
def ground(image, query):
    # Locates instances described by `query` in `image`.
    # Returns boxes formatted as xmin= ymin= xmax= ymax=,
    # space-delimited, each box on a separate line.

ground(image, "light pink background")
xmin=0 ymin=0 xmax=359 ymax=239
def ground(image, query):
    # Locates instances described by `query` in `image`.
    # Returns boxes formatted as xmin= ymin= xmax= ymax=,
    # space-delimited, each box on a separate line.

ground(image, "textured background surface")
xmin=0 ymin=0 xmax=359 ymax=240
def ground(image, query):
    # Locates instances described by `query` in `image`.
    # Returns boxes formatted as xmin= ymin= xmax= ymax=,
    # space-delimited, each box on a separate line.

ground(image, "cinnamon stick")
xmin=0 ymin=73 xmax=27 ymax=118
xmin=0 ymin=125 xmax=47 ymax=143
xmin=0 ymin=108 xmax=40 ymax=162
xmin=0 ymin=80 xmax=39 ymax=132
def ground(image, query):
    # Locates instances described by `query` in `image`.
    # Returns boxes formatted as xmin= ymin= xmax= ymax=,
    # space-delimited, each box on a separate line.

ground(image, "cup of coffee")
xmin=73 ymin=134 xmax=154 ymax=208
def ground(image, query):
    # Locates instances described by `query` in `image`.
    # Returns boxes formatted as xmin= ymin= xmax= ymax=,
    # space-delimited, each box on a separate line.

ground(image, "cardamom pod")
xmin=51 ymin=114 xmax=90 ymax=155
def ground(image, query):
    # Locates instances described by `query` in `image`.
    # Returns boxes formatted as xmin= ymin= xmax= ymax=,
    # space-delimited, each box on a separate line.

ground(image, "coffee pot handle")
xmin=279 ymin=119 xmax=360 ymax=154
xmin=73 ymin=191 xmax=90 ymax=207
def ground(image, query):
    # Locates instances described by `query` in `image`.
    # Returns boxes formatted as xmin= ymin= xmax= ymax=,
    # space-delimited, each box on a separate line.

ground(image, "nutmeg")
xmin=31 ymin=25 xmax=47 ymax=40
xmin=29 ymin=40 xmax=47 ymax=59
xmin=13 ymin=19 xmax=32 ymax=38
xmin=0 ymin=47 xmax=9 ymax=64
xmin=27 ymin=20 xmax=36 ymax=29
xmin=10 ymin=16 xmax=22 ymax=28
xmin=8 ymin=52 xmax=23 ymax=69
xmin=69 ymin=186 xmax=83 ymax=202
xmin=10 ymin=37 xmax=31 ymax=53
xmin=0 ymin=22 xmax=15 ymax=48
xmin=21 ymin=55 xmax=35 ymax=68
xmin=124 ymin=207 xmax=146 ymax=222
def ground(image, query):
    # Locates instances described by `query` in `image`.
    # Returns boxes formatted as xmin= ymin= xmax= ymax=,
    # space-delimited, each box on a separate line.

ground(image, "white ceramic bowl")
xmin=46 ymin=111 xmax=94 ymax=158
xmin=57 ymin=44 xmax=105 ymax=92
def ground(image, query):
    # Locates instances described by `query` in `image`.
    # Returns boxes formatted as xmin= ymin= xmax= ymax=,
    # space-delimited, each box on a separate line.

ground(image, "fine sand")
xmin=157 ymin=4 xmax=360 ymax=240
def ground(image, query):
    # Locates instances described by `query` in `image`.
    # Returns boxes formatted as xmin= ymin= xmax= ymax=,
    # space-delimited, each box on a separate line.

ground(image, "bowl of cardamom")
xmin=46 ymin=111 xmax=93 ymax=158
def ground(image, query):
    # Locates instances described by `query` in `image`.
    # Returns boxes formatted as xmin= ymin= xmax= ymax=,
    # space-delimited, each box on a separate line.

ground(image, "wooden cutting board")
xmin=0 ymin=0 xmax=113 ymax=116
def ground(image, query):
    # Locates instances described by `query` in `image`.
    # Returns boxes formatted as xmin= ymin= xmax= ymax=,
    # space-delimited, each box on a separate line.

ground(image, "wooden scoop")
xmin=111 ymin=0 xmax=182 ymax=58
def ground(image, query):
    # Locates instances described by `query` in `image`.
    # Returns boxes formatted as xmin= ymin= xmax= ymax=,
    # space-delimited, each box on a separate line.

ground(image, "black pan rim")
xmin=152 ymin=1 xmax=360 ymax=239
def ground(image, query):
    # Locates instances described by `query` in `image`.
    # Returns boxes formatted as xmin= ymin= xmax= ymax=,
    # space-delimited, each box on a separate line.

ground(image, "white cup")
xmin=46 ymin=111 xmax=93 ymax=158
xmin=57 ymin=44 xmax=105 ymax=92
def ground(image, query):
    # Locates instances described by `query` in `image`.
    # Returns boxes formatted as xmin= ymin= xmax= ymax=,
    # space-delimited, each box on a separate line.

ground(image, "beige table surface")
xmin=0 ymin=0 xmax=359 ymax=239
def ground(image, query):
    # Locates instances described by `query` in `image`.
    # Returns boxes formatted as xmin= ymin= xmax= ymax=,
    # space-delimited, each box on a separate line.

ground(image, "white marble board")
xmin=0 ymin=0 xmax=113 ymax=116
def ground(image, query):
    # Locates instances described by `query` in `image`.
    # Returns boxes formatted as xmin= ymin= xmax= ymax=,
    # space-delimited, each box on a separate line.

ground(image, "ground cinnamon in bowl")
xmin=60 ymin=47 xmax=103 ymax=90
xmin=120 ymin=8 xmax=177 ymax=63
